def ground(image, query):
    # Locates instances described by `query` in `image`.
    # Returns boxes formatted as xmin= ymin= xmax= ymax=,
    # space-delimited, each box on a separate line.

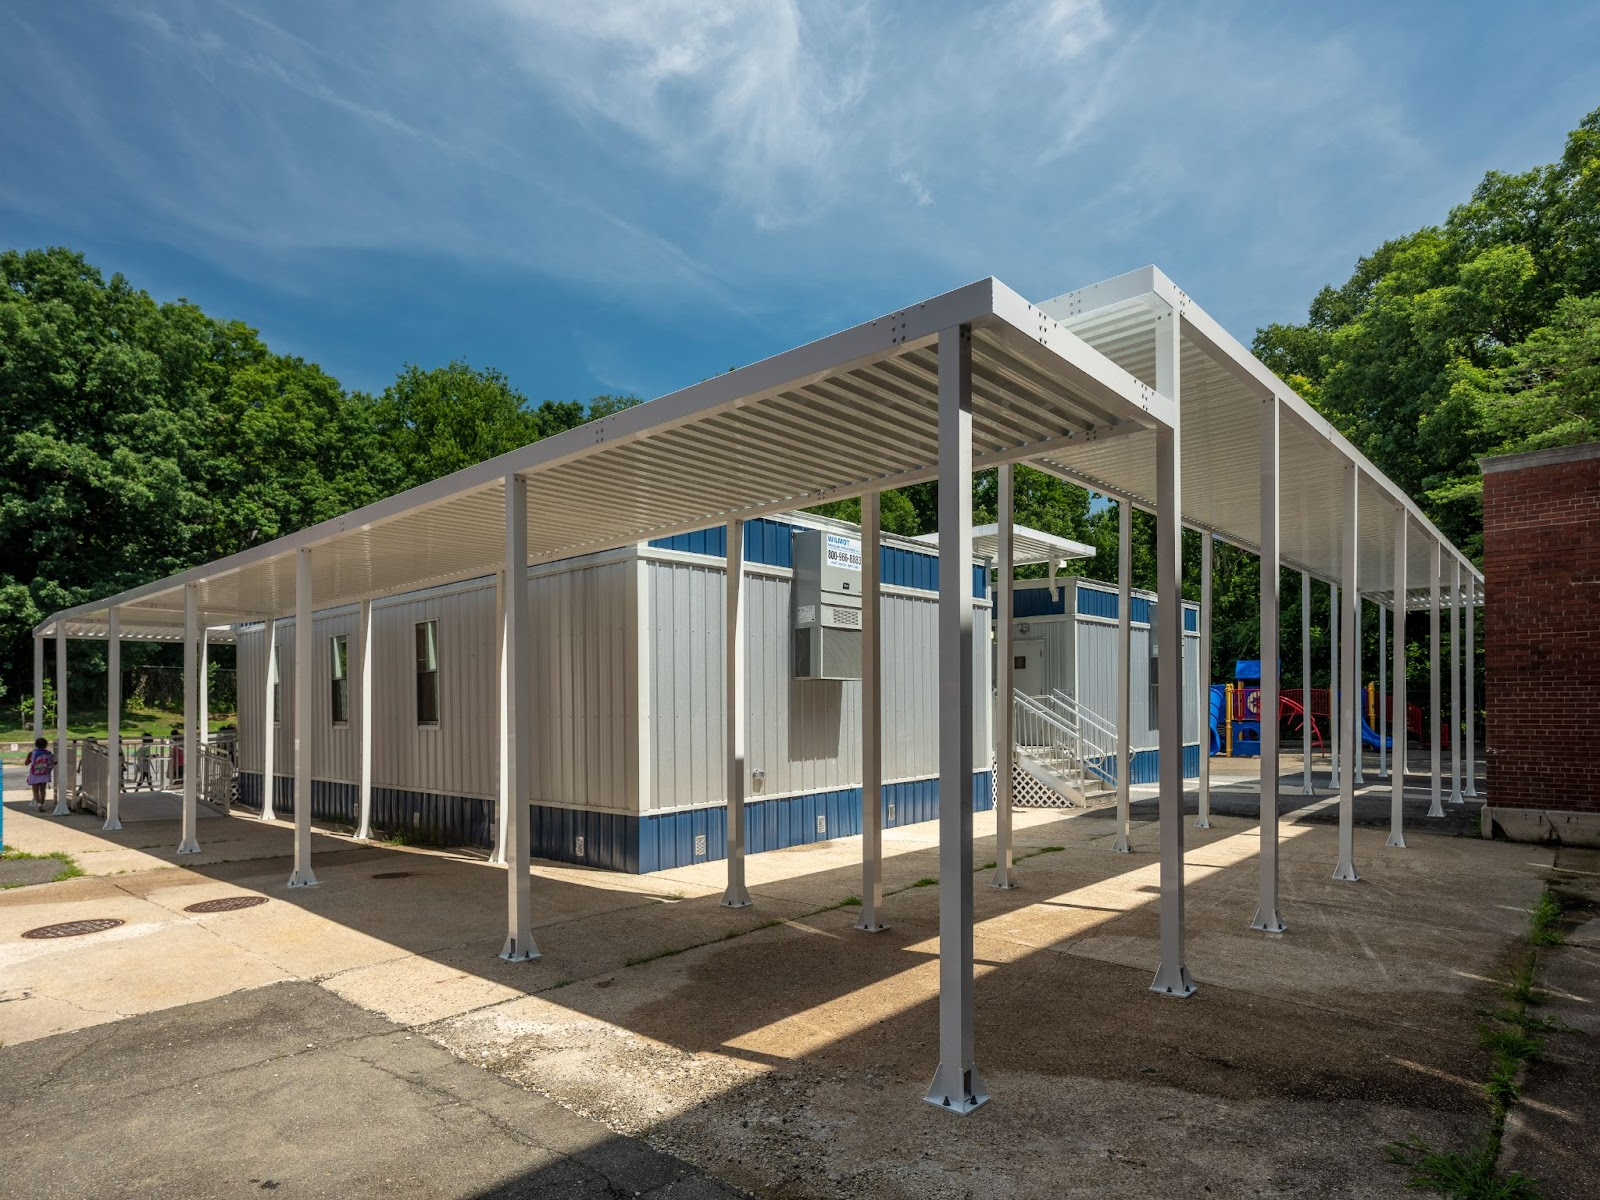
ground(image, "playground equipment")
xmin=1210 ymin=660 xmax=1326 ymax=758
xmin=1208 ymin=678 xmax=1447 ymax=759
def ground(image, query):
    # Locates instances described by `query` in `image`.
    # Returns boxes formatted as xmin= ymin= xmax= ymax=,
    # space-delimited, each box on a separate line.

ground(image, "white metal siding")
xmin=529 ymin=559 xmax=638 ymax=812
xmin=313 ymin=610 xmax=359 ymax=782
xmin=645 ymin=557 xmax=992 ymax=813
xmin=234 ymin=547 xmax=992 ymax=816
xmin=372 ymin=583 xmax=498 ymax=801
xmin=237 ymin=624 xmax=266 ymax=774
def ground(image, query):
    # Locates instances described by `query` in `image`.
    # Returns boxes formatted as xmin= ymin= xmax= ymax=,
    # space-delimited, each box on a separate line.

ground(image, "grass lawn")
xmin=0 ymin=845 xmax=85 ymax=889
xmin=0 ymin=708 xmax=236 ymax=764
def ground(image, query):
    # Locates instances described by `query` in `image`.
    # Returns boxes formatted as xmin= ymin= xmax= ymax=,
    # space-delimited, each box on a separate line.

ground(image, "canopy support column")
xmin=992 ymin=465 xmax=1017 ymax=887
xmin=198 ymin=636 xmax=209 ymax=748
xmin=1150 ymin=305 xmax=1194 ymax=1000
xmin=1354 ymin=601 xmax=1365 ymax=786
xmin=286 ymin=551 xmax=316 ymax=884
xmin=857 ymin=492 xmax=888 ymax=931
xmin=1388 ymin=510 xmax=1408 ymax=848
xmin=1334 ymin=467 xmax=1359 ymax=882
xmin=1252 ymin=396 xmax=1284 ymax=933
xmin=104 ymin=607 xmax=123 ymax=831
xmin=1113 ymin=496 xmax=1132 ymax=853
xmin=491 ymin=570 xmax=508 ymax=864
xmin=1466 ymin=580 xmax=1478 ymax=798
xmin=1196 ymin=530 xmax=1213 ymax=830
xmin=33 ymin=634 xmax=44 ymax=744
xmin=354 ymin=598 xmax=374 ymax=841
xmin=925 ymin=324 xmax=987 ymax=1112
xmin=1327 ymin=582 xmax=1339 ymax=791
xmin=723 ymin=518 xmax=752 ymax=909
xmin=1299 ymin=574 xmax=1313 ymax=795
xmin=501 ymin=473 xmax=538 ymax=960
xmin=177 ymin=584 xmax=201 ymax=854
xmin=262 ymin=618 xmax=278 ymax=820
xmin=1449 ymin=559 xmax=1463 ymax=805
xmin=1378 ymin=603 xmax=1388 ymax=780
xmin=52 ymin=626 xmax=69 ymax=815
xmin=1428 ymin=541 xmax=1444 ymax=818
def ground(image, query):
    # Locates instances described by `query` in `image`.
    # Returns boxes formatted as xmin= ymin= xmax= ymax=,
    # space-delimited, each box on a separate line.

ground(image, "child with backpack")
xmin=25 ymin=737 xmax=56 ymax=811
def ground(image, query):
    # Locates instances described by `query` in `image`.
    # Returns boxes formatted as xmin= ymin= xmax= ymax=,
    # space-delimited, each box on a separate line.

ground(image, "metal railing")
xmin=78 ymin=740 xmax=110 ymax=816
xmin=1012 ymin=689 xmax=1117 ymax=799
xmin=198 ymin=744 xmax=236 ymax=812
xmin=1048 ymin=690 xmax=1118 ymax=785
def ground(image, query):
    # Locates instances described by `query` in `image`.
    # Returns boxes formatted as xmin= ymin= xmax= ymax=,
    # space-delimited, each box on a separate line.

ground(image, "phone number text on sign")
xmin=825 ymin=534 xmax=862 ymax=572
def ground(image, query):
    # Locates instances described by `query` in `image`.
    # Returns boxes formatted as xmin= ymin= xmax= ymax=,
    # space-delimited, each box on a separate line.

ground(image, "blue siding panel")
xmin=532 ymin=805 xmax=638 ymax=873
xmin=652 ymin=519 xmax=983 ymax=596
xmin=1131 ymin=596 xmax=1152 ymax=624
xmin=1075 ymin=585 xmax=1117 ymax=620
xmin=1015 ymin=587 xmax=1070 ymax=618
xmin=638 ymin=772 xmax=991 ymax=872
xmin=236 ymin=768 xmax=997 ymax=875
xmin=235 ymin=772 xmax=292 ymax=814
xmin=1184 ymin=608 xmax=1199 ymax=632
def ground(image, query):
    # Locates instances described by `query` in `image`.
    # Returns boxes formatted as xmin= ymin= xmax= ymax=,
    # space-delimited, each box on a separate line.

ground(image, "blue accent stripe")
xmin=1015 ymin=586 xmax=1070 ymax=617
xmin=637 ymin=772 xmax=993 ymax=873
xmin=238 ymin=769 xmax=998 ymax=875
xmin=652 ymin=519 xmax=985 ymax=598
xmin=1075 ymin=584 xmax=1116 ymax=619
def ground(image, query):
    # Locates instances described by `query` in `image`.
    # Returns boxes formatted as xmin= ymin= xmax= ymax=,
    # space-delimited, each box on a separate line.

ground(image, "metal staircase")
xmin=1010 ymin=689 xmax=1117 ymax=808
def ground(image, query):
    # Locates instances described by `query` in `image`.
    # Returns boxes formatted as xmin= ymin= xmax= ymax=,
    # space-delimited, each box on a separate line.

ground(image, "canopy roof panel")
xmin=1033 ymin=267 xmax=1480 ymax=593
xmin=37 ymin=277 xmax=1164 ymax=640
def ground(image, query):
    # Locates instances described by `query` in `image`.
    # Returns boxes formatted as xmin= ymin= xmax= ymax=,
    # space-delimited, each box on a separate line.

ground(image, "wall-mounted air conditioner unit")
xmin=792 ymin=529 xmax=863 ymax=680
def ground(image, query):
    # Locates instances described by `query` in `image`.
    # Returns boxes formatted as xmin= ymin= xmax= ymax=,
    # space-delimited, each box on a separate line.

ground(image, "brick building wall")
xmin=1481 ymin=442 xmax=1600 ymax=845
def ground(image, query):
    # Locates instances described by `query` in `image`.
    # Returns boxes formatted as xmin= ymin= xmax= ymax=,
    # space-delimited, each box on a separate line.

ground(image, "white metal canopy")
xmin=916 ymin=523 xmax=1095 ymax=567
xmin=35 ymin=277 xmax=1165 ymax=641
xmin=1032 ymin=266 xmax=1481 ymax=593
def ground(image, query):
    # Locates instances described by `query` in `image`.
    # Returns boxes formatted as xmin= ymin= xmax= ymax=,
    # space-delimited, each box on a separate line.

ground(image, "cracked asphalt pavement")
xmin=0 ymin=981 xmax=744 ymax=1199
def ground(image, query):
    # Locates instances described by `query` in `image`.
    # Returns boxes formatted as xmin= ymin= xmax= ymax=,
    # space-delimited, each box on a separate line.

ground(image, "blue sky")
xmin=3 ymin=1 xmax=1598 ymax=405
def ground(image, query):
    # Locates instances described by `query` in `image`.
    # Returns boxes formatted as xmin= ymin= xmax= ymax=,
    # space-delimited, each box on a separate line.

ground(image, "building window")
xmin=415 ymin=620 xmax=439 ymax=726
xmin=330 ymin=634 xmax=349 ymax=726
xmin=272 ymin=644 xmax=282 ymax=724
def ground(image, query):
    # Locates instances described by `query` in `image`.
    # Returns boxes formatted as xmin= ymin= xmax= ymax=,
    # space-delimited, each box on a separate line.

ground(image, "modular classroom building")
xmin=231 ymin=513 xmax=1200 ymax=873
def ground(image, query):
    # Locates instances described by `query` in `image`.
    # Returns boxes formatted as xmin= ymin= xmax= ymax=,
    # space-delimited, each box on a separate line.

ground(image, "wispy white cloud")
xmin=490 ymin=0 xmax=876 ymax=230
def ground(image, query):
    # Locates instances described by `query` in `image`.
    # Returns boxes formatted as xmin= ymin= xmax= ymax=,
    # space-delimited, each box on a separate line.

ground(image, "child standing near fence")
xmin=25 ymin=738 xmax=56 ymax=811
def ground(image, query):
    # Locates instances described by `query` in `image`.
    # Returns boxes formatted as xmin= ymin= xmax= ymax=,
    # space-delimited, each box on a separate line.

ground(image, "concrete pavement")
xmin=0 ymin=764 xmax=1565 ymax=1199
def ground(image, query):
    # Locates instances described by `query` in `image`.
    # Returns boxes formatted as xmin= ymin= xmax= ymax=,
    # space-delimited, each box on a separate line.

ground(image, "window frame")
xmin=330 ymin=633 xmax=350 ymax=727
xmin=415 ymin=620 xmax=440 ymax=728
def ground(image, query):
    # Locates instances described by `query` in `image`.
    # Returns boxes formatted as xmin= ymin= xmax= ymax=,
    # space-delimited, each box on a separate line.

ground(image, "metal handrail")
xmin=1048 ymin=689 xmax=1120 ymax=750
xmin=78 ymin=740 xmax=110 ymax=816
xmin=198 ymin=743 xmax=235 ymax=812
xmin=1047 ymin=690 xmax=1117 ymax=786
xmin=1013 ymin=690 xmax=1109 ymax=795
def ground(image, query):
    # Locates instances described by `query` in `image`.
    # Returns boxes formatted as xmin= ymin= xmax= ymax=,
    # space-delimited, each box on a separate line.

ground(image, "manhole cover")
xmin=185 ymin=896 xmax=268 ymax=914
xmin=22 ymin=918 xmax=125 ymax=940
xmin=371 ymin=871 xmax=415 ymax=879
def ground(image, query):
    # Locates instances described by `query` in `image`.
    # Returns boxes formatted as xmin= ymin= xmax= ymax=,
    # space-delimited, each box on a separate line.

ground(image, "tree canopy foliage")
xmin=1254 ymin=107 xmax=1600 ymax=559
xmin=0 ymin=247 xmax=635 ymax=707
